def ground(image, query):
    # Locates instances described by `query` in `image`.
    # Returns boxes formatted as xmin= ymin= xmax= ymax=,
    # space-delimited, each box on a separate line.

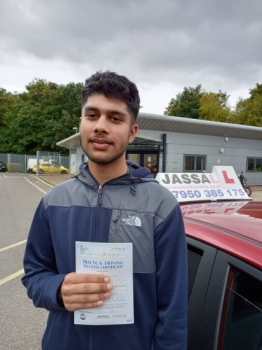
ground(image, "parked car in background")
xmin=27 ymin=158 xmax=44 ymax=172
xmin=0 ymin=161 xmax=6 ymax=172
xmin=32 ymin=162 xmax=69 ymax=174
xmin=157 ymin=166 xmax=262 ymax=350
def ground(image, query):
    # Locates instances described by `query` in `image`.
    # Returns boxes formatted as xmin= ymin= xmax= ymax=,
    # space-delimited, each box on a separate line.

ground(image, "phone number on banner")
xmin=171 ymin=188 xmax=246 ymax=200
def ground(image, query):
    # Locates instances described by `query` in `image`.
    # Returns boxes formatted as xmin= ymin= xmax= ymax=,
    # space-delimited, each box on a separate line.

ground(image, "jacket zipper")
xmin=113 ymin=209 xmax=122 ymax=242
xmin=94 ymin=185 xmax=103 ymax=242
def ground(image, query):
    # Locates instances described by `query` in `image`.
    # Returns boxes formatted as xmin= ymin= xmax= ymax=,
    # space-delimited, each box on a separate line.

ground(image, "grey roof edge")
xmin=57 ymin=133 xmax=80 ymax=149
xmin=138 ymin=112 xmax=261 ymax=132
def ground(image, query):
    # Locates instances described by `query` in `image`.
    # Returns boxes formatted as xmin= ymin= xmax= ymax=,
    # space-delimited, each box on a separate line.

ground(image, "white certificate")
xmin=74 ymin=242 xmax=134 ymax=325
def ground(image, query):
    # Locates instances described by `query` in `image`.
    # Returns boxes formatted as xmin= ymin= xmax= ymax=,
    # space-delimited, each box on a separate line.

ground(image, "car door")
xmin=190 ymin=248 xmax=262 ymax=350
xmin=40 ymin=163 xmax=49 ymax=172
xmin=187 ymin=237 xmax=217 ymax=350
xmin=53 ymin=164 xmax=60 ymax=173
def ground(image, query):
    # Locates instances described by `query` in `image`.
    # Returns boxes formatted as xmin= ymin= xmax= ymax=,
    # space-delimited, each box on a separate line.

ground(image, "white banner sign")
xmin=156 ymin=166 xmax=250 ymax=203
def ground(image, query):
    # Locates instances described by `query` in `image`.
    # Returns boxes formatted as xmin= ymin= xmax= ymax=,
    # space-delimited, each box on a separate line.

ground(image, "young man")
xmin=22 ymin=71 xmax=188 ymax=349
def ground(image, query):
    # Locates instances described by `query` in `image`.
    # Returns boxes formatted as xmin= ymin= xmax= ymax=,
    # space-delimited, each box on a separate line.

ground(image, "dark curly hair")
xmin=81 ymin=71 xmax=140 ymax=124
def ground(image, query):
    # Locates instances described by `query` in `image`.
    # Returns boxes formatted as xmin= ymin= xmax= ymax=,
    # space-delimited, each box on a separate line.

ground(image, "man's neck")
xmin=88 ymin=161 xmax=128 ymax=185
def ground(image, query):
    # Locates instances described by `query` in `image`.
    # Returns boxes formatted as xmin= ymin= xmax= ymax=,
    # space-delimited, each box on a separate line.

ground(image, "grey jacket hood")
xmin=76 ymin=160 xmax=158 ymax=192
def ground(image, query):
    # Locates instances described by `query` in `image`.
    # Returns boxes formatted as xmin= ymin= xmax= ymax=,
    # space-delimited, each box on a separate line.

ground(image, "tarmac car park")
xmin=157 ymin=166 xmax=262 ymax=350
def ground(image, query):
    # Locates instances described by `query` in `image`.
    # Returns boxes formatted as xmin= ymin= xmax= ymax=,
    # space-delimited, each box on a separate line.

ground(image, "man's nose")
xmin=93 ymin=116 xmax=109 ymax=133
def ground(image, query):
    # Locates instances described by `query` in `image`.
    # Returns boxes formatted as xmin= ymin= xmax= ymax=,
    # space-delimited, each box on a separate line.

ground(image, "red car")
xmin=157 ymin=167 xmax=262 ymax=350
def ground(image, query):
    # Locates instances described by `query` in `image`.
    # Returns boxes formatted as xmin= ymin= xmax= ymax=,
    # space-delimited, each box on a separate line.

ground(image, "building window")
xmin=247 ymin=158 xmax=262 ymax=171
xmin=184 ymin=155 xmax=206 ymax=171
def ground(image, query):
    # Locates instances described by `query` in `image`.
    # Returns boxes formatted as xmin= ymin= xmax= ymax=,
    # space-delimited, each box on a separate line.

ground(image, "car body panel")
xmin=184 ymin=218 xmax=262 ymax=270
xmin=32 ymin=163 xmax=69 ymax=174
xmin=181 ymin=201 xmax=262 ymax=244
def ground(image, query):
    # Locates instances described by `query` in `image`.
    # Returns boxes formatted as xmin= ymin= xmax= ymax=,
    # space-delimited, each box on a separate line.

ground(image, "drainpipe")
xmin=162 ymin=133 xmax=167 ymax=172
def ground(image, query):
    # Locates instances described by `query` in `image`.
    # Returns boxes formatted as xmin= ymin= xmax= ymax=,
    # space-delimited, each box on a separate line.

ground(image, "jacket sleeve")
xmin=21 ymin=198 xmax=66 ymax=311
xmin=154 ymin=203 xmax=188 ymax=350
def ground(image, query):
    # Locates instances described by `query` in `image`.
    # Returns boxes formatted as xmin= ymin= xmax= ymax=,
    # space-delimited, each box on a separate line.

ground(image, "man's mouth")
xmin=90 ymin=138 xmax=112 ymax=150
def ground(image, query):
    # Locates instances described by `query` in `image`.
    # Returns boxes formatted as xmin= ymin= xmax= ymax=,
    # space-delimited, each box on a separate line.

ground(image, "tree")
xmin=0 ymin=87 xmax=18 ymax=128
xmin=232 ymin=83 xmax=262 ymax=127
xmin=164 ymin=85 xmax=204 ymax=119
xmin=0 ymin=79 xmax=83 ymax=154
xmin=198 ymin=91 xmax=232 ymax=122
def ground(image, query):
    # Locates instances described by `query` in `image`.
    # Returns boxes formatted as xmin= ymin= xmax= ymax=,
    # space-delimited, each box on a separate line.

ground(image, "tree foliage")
xmin=164 ymin=85 xmax=204 ymax=119
xmin=198 ymin=91 xmax=231 ymax=122
xmin=0 ymin=79 xmax=83 ymax=154
xmin=164 ymin=83 xmax=262 ymax=127
xmin=231 ymin=83 xmax=262 ymax=127
xmin=0 ymin=88 xmax=17 ymax=128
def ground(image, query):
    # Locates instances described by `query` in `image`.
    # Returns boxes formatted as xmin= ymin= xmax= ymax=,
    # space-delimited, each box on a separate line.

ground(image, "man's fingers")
xmin=65 ymin=300 xmax=105 ymax=312
xmin=64 ymin=290 xmax=111 ymax=305
xmin=63 ymin=292 xmax=112 ymax=311
xmin=64 ymin=272 xmax=110 ymax=284
xmin=60 ymin=273 xmax=114 ymax=311
xmin=62 ymin=281 xmax=113 ymax=296
xmin=81 ymin=282 xmax=113 ymax=294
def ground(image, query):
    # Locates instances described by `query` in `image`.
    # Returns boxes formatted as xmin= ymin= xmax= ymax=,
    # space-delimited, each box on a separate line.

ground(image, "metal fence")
xmin=0 ymin=152 xmax=69 ymax=173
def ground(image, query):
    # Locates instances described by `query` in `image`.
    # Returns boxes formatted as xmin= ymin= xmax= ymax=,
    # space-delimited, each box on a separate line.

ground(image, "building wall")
xmin=137 ymin=129 xmax=262 ymax=185
xmin=70 ymin=148 xmax=87 ymax=175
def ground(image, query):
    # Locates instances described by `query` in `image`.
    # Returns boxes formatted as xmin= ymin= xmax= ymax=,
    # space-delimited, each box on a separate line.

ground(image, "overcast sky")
xmin=0 ymin=0 xmax=261 ymax=114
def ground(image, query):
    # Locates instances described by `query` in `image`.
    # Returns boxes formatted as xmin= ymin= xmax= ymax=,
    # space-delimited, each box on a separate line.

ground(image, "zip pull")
xmin=97 ymin=185 xmax=103 ymax=206
xmin=113 ymin=209 xmax=122 ymax=223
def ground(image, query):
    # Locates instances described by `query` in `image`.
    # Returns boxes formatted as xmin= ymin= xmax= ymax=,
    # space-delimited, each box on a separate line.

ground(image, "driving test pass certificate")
xmin=74 ymin=242 xmax=134 ymax=325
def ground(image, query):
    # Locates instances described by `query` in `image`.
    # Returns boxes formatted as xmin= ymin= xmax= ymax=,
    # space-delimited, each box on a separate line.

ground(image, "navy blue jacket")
xmin=22 ymin=161 xmax=188 ymax=350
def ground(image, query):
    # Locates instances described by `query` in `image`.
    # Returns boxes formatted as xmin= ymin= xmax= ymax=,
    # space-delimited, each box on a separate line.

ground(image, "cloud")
xmin=0 ymin=0 xmax=261 ymax=113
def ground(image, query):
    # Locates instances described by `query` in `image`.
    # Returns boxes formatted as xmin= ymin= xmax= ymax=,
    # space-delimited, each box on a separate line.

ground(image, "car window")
xmin=219 ymin=268 xmax=262 ymax=350
xmin=188 ymin=245 xmax=203 ymax=302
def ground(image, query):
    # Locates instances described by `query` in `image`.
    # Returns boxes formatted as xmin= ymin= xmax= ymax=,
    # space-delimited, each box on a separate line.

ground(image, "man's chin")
xmin=86 ymin=152 xmax=126 ymax=165
xmin=89 ymin=158 xmax=112 ymax=165
xmin=86 ymin=154 xmax=116 ymax=165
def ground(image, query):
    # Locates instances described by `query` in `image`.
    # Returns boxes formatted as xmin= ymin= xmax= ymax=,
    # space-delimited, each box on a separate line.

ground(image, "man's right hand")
xmin=58 ymin=273 xmax=113 ymax=311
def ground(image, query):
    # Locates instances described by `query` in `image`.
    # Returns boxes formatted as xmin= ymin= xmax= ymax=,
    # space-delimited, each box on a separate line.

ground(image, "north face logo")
xmin=122 ymin=215 xmax=141 ymax=227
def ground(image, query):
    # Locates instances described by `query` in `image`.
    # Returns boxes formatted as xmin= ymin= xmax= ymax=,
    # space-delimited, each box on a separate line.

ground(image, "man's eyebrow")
xmin=107 ymin=110 xmax=127 ymax=116
xmin=84 ymin=106 xmax=127 ymax=116
xmin=84 ymin=106 xmax=99 ymax=112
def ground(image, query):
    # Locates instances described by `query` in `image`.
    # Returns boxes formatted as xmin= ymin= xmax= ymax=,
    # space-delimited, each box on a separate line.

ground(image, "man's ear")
xmin=129 ymin=124 xmax=138 ymax=144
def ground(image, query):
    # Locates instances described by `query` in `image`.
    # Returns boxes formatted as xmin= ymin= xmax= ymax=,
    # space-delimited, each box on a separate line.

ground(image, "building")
xmin=57 ymin=113 xmax=262 ymax=185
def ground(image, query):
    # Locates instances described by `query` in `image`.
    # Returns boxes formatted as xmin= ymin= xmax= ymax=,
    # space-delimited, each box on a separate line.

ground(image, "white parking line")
xmin=31 ymin=175 xmax=53 ymax=187
xmin=0 ymin=269 xmax=24 ymax=286
xmin=0 ymin=242 xmax=27 ymax=286
xmin=0 ymin=240 xmax=27 ymax=253
xmin=24 ymin=177 xmax=47 ymax=194
xmin=0 ymin=178 xmax=46 ymax=288
xmin=1 ymin=177 xmax=50 ymax=287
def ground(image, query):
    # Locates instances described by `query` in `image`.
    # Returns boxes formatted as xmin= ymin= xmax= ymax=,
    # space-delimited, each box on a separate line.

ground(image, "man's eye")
xmin=86 ymin=113 xmax=97 ymax=118
xmin=111 ymin=116 xmax=121 ymax=122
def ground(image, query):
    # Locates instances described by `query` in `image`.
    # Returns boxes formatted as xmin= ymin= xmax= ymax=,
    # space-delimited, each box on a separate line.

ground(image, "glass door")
xmin=126 ymin=152 xmax=158 ymax=175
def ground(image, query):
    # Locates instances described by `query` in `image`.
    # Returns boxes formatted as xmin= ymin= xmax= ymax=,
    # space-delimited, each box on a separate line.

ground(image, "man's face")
xmin=80 ymin=94 xmax=138 ymax=165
